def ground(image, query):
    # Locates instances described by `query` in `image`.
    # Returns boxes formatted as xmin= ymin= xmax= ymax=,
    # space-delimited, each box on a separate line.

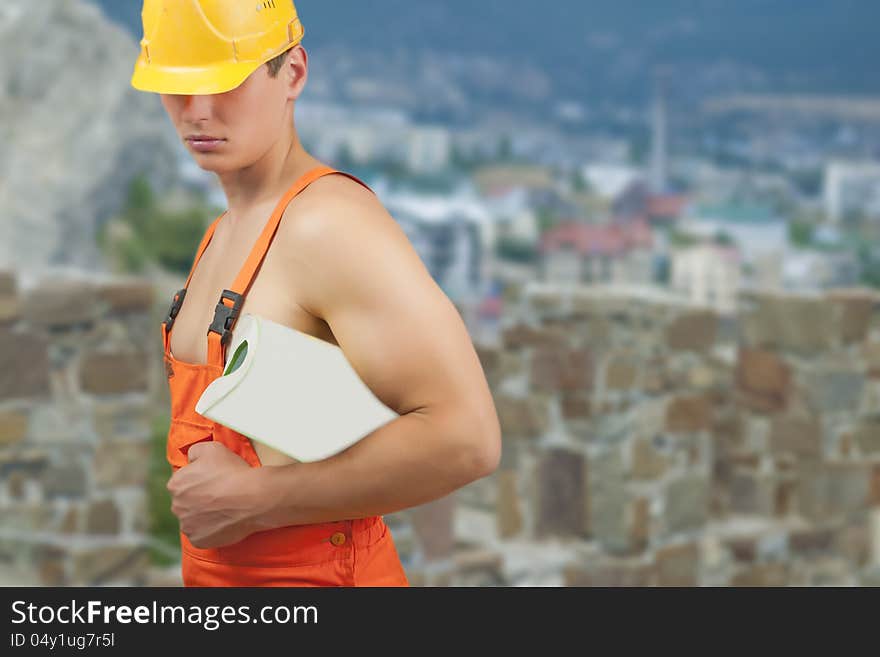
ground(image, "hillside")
xmin=90 ymin=0 xmax=880 ymax=100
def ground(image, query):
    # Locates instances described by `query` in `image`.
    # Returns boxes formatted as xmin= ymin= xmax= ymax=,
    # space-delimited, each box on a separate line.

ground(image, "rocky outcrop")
xmin=0 ymin=0 xmax=178 ymax=287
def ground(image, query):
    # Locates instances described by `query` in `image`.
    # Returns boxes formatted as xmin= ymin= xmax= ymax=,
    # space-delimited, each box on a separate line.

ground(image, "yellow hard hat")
xmin=130 ymin=0 xmax=304 ymax=95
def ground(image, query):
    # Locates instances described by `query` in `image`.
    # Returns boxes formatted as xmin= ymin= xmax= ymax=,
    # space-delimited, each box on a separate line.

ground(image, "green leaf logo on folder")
xmin=195 ymin=313 xmax=398 ymax=462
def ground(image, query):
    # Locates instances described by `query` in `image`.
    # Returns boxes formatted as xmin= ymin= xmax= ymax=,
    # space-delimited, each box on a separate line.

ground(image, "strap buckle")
xmin=208 ymin=289 xmax=244 ymax=347
xmin=163 ymin=288 xmax=187 ymax=331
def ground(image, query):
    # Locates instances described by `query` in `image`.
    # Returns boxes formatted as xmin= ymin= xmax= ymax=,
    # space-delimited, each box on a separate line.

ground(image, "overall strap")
xmin=161 ymin=212 xmax=226 ymax=353
xmin=205 ymin=166 xmax=374 ymax=367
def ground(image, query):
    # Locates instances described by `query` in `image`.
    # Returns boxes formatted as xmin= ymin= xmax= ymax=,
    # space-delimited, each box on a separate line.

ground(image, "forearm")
xmin=249 ymin=409 xmax=495 ymax=529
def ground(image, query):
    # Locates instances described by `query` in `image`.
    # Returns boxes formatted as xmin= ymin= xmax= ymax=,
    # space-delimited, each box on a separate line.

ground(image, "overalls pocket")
xmin=166 ymin=419 xmax=214 ymax=469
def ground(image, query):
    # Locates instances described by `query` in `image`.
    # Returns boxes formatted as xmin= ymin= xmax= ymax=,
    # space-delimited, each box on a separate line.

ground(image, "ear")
xmin=285 ymin=45 xmax=308 ymax=100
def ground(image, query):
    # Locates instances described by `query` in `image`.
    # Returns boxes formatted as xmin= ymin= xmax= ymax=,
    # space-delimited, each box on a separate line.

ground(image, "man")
xmin=131 ymin=0 xmax=501 ymax=586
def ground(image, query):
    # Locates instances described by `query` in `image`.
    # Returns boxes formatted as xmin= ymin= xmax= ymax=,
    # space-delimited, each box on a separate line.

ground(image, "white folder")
xmin=195 ymin=313 xmax=398 ymax=462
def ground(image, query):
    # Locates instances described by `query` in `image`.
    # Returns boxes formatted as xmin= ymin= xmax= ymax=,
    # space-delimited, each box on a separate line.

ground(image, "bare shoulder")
xmin=275 ymin=172 xmax=438 ymax=318
xmin=280 ymin=172 xmax=400 ymax=246
xmin=286 ymin=172 xmax=382 ymax=222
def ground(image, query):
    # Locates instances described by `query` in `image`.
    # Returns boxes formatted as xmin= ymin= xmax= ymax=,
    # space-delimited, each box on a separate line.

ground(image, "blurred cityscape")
xmin=0 ymin=0 xmax=879 ymax=586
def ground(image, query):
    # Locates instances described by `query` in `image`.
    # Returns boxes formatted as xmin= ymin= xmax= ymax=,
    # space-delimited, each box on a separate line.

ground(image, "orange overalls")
xmin=160 ymin=165 xmax=410 ymax=587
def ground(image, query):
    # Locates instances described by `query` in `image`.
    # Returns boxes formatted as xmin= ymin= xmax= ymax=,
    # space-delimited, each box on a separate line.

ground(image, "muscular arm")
xmin=251 ymin=176 xmax=501 ymax=529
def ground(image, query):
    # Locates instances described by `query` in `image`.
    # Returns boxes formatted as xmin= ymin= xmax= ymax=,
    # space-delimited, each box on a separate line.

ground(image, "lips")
xmin=185 ymin=135 xmax=226 ymax=152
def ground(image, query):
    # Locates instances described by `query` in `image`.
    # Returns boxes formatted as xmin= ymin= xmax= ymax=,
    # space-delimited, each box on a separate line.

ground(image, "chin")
xmin=193 ymin=155 xmax=233 ymax=174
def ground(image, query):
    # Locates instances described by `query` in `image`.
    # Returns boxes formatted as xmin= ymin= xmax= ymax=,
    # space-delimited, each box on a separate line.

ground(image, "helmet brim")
xmin=130 ymin=58 xmax=260 ymax=95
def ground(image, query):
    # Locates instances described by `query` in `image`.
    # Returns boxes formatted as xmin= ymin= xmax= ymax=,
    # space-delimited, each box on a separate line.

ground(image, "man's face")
xmin=159 ymin=51 xmax=299 ymax=173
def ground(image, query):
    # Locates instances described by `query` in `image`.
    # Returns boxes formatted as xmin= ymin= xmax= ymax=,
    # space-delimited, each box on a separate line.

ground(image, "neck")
xmin=216 ymin=120 xmax=322 ymax=225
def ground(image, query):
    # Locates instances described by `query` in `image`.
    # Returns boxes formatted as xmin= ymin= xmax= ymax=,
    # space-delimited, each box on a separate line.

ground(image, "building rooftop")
xmin=540 ymin=219 xmax=653 ymax=257
xmin=692 ymin=202 xmax=780 ymax=224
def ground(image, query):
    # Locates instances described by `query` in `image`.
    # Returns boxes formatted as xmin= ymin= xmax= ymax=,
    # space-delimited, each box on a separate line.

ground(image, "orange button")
xmin=330 ymin=532 xmax=347 ymax=546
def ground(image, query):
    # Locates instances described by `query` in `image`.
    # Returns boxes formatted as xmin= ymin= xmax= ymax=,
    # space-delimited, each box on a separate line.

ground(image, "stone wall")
xmin=443 ymin=283 xmax=880 ymax=586
xmin=0 ymin=270 xmax=160 ymax=585
xmin=4 ymin=266 xmax=878 ymax=587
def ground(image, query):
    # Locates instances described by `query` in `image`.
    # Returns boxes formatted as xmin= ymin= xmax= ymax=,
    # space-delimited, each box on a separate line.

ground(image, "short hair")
xmin=265 ymin=47 xmax=293 ymax=77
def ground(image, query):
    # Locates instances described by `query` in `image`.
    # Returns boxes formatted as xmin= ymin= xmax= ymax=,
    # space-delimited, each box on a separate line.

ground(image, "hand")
xmin=166 ymin=441 xmax=263 ymax=549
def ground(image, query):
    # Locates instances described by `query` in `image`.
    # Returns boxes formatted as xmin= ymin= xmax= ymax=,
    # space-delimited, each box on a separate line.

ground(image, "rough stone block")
xmin=0 ymin=504 xmax=54 ymax=532
xmin=70 ymin=545 xmax=150 ymax=585
xmin=643 ymin=358 xmax=673 ymax=394
xmin=455 ymin=476 xmax=494 ymax=510
xmin=870 ymin=510 xmax=880 ymax=567
xmin=686 ymin=364 xmax=721 ymax=390
xmin=630 ymin=436 xmax=670 ymax=480
xmin=534 ymin=447 xmax=588 ymax=539
xmin=94 ymin=439 xmax=151 ymax=488
xmin=853 ymin=419 xmax=880 ymax=456
xmin=735 ymin=348 xmax=791 ymax=413
xmin=411 ymin=495 xmax=457 ymax=562
xmin=92 ymin=400 xmax=153 ymax=441
xmin=29 ymin=402 xmax=91 ymax=444
xmin=712 ymin=412 xmax=746 ymax=459
xmin=666 ymin=311 xmax=718 ymax=352
xmin=729 ymin=469 xmax=776 ymax=516
xmin=79 ymin=350 xmax=150 ymax=395
xmin=85 ymin=498 xmax=121 ymax=535
xmin=604 ymin=355 xmax=638 ymax=390
xmin=588 ymin=448 xmax=629 ymax=552
xmin=563 ymin=557 xmax=655 ymax=587
xmin=743 ymin=294 xmax=837 ymax=353
xmin=501 ymin=322 xmax=566 ymax=350
xmin=724 ymin=534 xmax=761 ymax=563
xmin=770 ymin=414 xmax=823 ymax=461
xmin=451 ymin=548 xmax=505 ymax=586
xmin=866 ymin=342 xmax=880 ymax=379
xmin=0 ymin=329 xmax=51 ymax=400
xmin=0 ymin=450 xmax=50 ymax=480
xmin=0 ymin=408 xmax=29 ymax=446
xmin=496 ymin=469 xmax=523 ymax=538
xmin=0 ymin=271 xmax=17 ymax=296
xmin=97 ymin=280 xmax=155 ymax=314
xmin=475 ymin=344 xmax=502 ymax=387
xmin=41 ymin=462 xmax=89 ymax=498
xmin=731 ymin=562 xmax=789 ymax=586
xmin=560 ymin=392 xmax=592 ymax=420
xmin=797 ymin=462 xmax=871 ymax=521
xmin=664 ymin=474 xmax=710 ymax=532
xmin=495 ymin=393 xmax=550 ymax=440
xmin=629 ymin=496 xmax=651 ymax=552
xmin=21 ymin=280 xmax=102 ymax=328
xmin=802 ymin=368 xmax=865 ymax=415
xmin=0 ymin=294 xmax=20 ymax=324
xmin=6 ymin=470 xmax=27 ymax=499
xmin=788 ymin=526 xmax=836 ymax=558
xmin=529 ymin=290 xmax=565 ymax=312
xmin=530 ymin=345 xmax=593 ymax=392
xmin=35 ymin=545 xmax=68 ymax=586
xmin=774 ymin=474 xmax=798 ymax=517
xmin=828 ymin=289 xmax=877 ymax=343
xmin=654 ymin=541 xmax=700 ymax=586
xmin=60 ymin=505 xmax=80 ymax=533
xmin=833 ymin=522 xmax=871 ymax=567
xmin=871 ymin=465 xmax=880 ymax=507
xmin=665 ymin=394 xmax=712 ymax=433
xmin=582 ymin=316 xmax=612 ymax=345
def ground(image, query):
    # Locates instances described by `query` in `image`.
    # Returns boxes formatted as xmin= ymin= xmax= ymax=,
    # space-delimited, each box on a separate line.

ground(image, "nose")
xmin=180 ymin=94 xmax=214 ymax=123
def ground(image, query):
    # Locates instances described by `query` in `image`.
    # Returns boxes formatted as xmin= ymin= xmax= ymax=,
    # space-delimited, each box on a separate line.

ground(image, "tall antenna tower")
xmin=650 ymin=68 xmax=670 ymax=194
